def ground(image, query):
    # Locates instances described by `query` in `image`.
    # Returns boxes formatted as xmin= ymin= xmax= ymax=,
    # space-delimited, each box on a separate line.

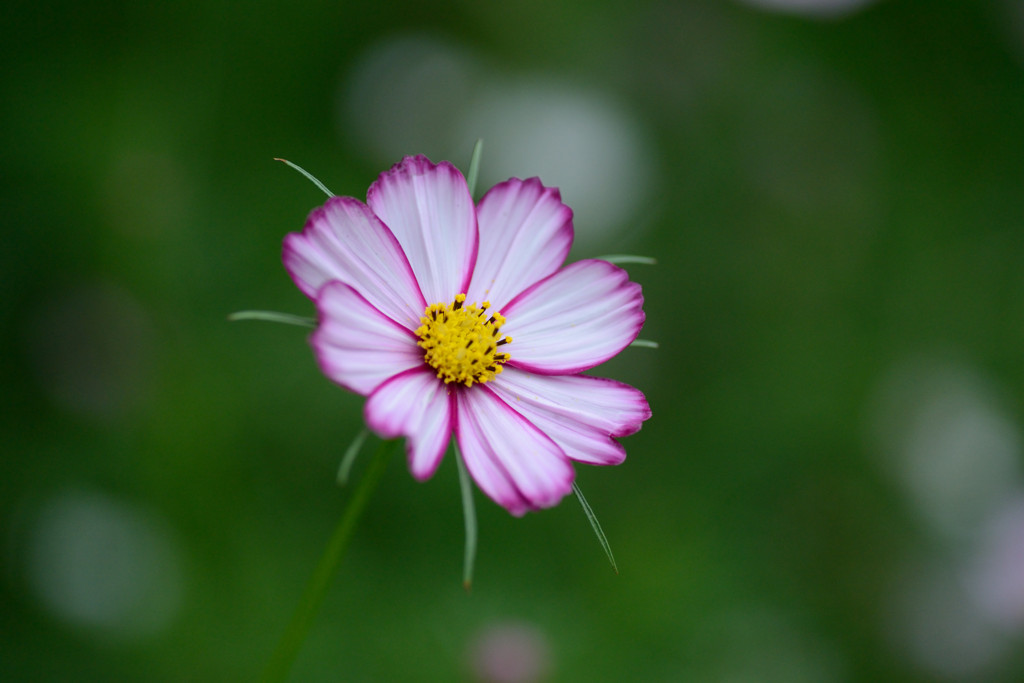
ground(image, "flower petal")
xmin=490 ymin=368 xmax=651 ymax=465
xmin=283 ymin=196 xmax=426 ymax=329
xmin=366 ymin=156 xmax=478 ymax=305
xmin=502 ymin=260 xmax=644 ymax=374
xmin=311 ymin=282 xmax=423 ymax=396
xmin=455 ymin=386 xmax=574 ymax=516
xmin=364 ymin=367 xmax=453 ymax=480
xmin=465 ymin=178 xmax=573 ymax=313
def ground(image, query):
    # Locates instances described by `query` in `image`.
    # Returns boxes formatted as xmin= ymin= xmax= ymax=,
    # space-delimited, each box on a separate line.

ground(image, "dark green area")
xmin=3 ymin=1 xmax=1023 ymax=680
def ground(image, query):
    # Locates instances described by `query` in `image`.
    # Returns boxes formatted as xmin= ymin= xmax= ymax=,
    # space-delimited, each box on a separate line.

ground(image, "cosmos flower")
xmin=283 ymin=156 xmax=650 ymax=515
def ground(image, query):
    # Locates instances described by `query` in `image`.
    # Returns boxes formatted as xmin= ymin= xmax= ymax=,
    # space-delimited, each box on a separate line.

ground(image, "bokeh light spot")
xmin=458 ymin=82 xmax=653 ymax=249
xmin=467 ymin=620 xmax=552 ymax=683
xmin=735 ymin=0 xmax=880 ymax=19
xmin=339 ymin=34 xmax=654 ymax=249
xmin=969 ymin=495 xmax=1024 ymax=630
xmin=888 ymin=560 xmax=1009 ymax=679
xmin=340 ymin=34 xmax=480 ymax=163
xmin=866 ymin=357 xmax=1022 ymax=541
xmin=24 ymin=489 xmax=184 ymax=640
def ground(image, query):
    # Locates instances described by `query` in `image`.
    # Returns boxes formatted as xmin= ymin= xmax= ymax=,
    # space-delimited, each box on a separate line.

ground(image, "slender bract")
xmin=573 ymin=482 xmax=618 ymax=574
xmin=455 ymin=443 xmax=478 ymax=590
xmin=466 ymin=139 xmax=484 ymax=197
xmin=274 ymin=157 xmax=335 ymax=197
xmin=228 ymin=310 xmax=316 ymax=328
xmin=337 ymin=429 xmax=369 ymax=486
xmin=596 ymin=254 xmax=657 ymax=265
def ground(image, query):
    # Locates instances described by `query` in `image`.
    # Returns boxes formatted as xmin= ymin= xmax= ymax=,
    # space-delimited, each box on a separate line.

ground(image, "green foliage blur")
xmin=3 ymin=1 xmax=1024 ymax=681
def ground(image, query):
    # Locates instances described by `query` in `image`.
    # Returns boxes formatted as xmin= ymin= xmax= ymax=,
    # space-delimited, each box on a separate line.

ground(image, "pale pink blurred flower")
xmin=468 ymin=621 xmax=552 ymax=683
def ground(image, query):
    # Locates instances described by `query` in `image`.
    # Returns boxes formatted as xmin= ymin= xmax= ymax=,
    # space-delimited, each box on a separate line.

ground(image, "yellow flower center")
xmin=415 ymin=294 xmax=512 ymax=387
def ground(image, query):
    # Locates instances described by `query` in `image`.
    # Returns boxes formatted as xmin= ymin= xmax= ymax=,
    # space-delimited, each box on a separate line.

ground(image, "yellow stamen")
xmin=415 ymin=294 xmax=512 ymax=387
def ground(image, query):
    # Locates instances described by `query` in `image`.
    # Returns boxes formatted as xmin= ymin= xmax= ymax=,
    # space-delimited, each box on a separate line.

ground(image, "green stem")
xmin=259 ymin=439 xmax=396 ymax=683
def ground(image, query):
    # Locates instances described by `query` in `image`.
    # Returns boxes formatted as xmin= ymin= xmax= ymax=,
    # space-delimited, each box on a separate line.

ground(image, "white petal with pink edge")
xmin=501 ymin=260 xmax=644 ymax=375
xmin=367 ymin=156 xmax=477 ymax=305
xmin=312 ymin=282 xmax=423 ymax=396
xmin=489 ymin=368 xmax=651 ymax=465
xmin=455 ymin=386 xmax=574 ymax=516
xmin=465 ymin=178 xmax=573 ymax=313
xmin=283 ymin=197 xmax=426 ymax=329
xmin=364 ymin=367 xmax=453 ymax=480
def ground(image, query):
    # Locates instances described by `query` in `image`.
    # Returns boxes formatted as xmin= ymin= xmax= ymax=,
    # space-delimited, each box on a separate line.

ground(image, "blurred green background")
xmin=4 ymin=0 xmax=1024 ymax=680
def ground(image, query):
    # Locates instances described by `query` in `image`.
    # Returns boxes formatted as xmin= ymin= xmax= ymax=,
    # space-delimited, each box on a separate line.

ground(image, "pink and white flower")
xmin=283 ymin=155 xmax=650 ymax=515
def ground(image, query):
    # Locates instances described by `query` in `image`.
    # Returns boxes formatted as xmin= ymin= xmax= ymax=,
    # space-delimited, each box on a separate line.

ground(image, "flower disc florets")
xmin=416 ymin=294 xmax=512 ymax=387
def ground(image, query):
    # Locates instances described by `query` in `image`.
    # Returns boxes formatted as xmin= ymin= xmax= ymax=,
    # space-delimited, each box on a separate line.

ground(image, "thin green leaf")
xmin=336 ymin=429 xmax=369 ymax=486
xmin=573 ymin=481 xmax=618 ymax=574
xmin=630 ymin=339 xmax=659 ymax=349
xmin=454 ymin=443 xmax=478 ymax=591
xmin=596 ymin=254 xmax=657 ymax=265
xmin=228 ymin=310 xmax=316 ymax=328
xmin=466 ymin=139 xmax=484 ymax=198
xmin=274 ymin=158 xmax=335 ymax=198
